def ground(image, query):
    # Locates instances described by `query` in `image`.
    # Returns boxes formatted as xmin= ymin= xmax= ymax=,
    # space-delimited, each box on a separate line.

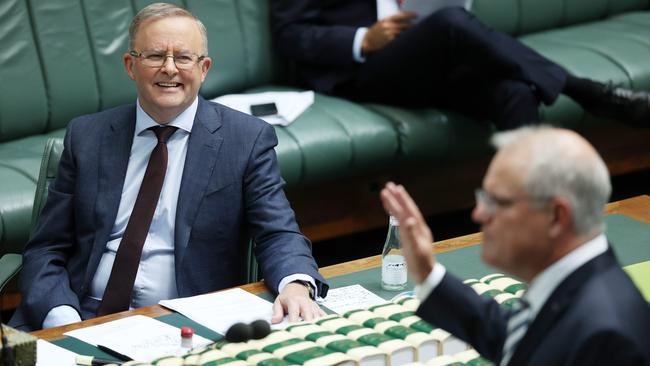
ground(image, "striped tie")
xmin=500 ymin=299 xmax=531 ymax=366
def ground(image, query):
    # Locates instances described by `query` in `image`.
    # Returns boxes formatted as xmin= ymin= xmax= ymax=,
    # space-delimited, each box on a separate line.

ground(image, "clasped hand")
xmin=362 ymin=12 xmax=417 ymax=55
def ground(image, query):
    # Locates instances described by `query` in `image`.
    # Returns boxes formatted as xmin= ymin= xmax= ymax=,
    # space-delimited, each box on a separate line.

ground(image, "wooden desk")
xmin=31 ymin=195 xmax=650 ymax=341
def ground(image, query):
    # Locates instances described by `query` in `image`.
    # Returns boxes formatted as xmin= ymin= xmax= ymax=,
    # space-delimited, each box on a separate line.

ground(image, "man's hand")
xmin=362 ymin=12 xmax=417 ymax=55
xmin=272 ymin=282 xmax=325 ymax=324
xmin=380 ymin=182 xmax=435 ymax=284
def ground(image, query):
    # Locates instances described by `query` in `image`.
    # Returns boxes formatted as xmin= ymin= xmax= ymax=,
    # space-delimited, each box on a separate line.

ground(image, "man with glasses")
xmin=11 ymin=3 xmax=327 ymax=331
xmin=381 ymin=126 xmax=650 ymax=365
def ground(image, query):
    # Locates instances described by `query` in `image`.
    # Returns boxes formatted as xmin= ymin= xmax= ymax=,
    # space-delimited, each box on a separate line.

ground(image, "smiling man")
xmin=380 ymin=126 xmax=650 ymax=365
xmin=10 ymin=2 xmax=327 ymax=331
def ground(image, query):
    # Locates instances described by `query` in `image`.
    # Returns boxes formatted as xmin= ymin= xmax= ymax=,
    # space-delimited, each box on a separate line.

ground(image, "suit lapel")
xmin=87 ymin=107 xmax=136 ymax=281
xmin=174 ymin=98 xmax=223 ymax=272
xmin=508 ymin=249 xmax=618 ymax=365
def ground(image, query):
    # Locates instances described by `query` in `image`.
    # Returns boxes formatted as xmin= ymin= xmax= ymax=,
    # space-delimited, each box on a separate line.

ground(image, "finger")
xmin=287 ymin=299 xmax=301 ymax=323
xmin=389 ymin=11 xmax=417 ymax=22
xmin=380 ymin=185 xmax=404 ymax=217
xmin=394 ymin=184 xmax=427 ymax=225
xmin=301 ymin=301 xmax=314 ymax=322
xmin=271 ymin=299 xmax=285 ymax=324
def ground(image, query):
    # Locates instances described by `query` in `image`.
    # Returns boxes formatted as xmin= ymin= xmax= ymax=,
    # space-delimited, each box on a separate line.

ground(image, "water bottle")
xmin=381 ymin=215 xmax=407 ymax=290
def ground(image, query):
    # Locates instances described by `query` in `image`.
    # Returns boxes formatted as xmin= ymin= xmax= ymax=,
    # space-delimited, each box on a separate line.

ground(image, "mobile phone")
xmin=250 ymin=102 xmax=278 ymax=117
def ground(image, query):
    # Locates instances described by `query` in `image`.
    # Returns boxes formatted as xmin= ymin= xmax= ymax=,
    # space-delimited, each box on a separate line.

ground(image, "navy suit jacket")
xmin=11 ymin=97 xmax=327 ymax=331
xmin=272 ymin=0 xmax=377 ymax=92
xmin=417 ymin=249 xmax=650 ymax=365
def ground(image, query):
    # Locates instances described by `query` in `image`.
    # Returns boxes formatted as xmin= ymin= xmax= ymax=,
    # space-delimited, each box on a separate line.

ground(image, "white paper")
xmin=320 ymin=284 xmax=388 ymax=314
xmin=64 ymin=315 xmax=211 ymax=362
xmin=213 ymin=91 xmax=314 ymax=126
xmin=36 ymin=339 xmax=77 ymax=366
xmin=401 ymin=0 xmax=473 ymax=22
xmin=160 ymin=288 xmax=281 ymax=334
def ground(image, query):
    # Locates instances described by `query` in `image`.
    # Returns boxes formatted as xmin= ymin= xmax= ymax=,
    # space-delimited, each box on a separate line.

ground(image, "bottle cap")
xmin=181 ymin=327 xmax=194 ymax=338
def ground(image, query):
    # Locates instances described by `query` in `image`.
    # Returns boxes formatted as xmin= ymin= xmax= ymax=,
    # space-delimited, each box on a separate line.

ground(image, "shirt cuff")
xmin=42 ymin=305 xmax=82 ymax=329
xmin=278 ymin=274 xmax=318 ymax=299
xmin=353 ymin=27 xmax=368 ymax=63
xmin=414 ymin=263 xmax=446 ymax=301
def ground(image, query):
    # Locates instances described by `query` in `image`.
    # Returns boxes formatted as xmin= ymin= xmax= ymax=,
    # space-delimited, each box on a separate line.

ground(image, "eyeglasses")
xmin=475 ymin=188 xmax=550 ymax=215
xmin=129 ymin=50 xmax=205 ymax=69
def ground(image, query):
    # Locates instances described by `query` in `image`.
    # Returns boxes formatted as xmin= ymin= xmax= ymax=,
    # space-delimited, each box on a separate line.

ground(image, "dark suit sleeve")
xmin=18 ymin=122 xmax=81 ymax=329
xmin=417 ymin=273 xmax=508 ymax=363
xmin=271 ymin=0 xmax=359 ymax=67
xmin=570 ymin=331 xmax=650 ymax=365
xmin=243 ymin=123 xmax=328 ymax=297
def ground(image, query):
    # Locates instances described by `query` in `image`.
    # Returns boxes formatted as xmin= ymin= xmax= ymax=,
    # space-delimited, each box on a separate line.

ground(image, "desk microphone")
xmin=224 ymin=320 xmax=271 ymax=343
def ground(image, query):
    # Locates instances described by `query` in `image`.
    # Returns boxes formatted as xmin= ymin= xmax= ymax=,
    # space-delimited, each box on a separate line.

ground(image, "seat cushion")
xmin=244 ymin=86 xmax=399 ymax=186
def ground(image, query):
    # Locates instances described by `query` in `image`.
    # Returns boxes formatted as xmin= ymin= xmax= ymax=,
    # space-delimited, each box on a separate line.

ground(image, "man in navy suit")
xmin=10 ymin=3 xmax=327 ymax=331
xmin=381 ymin=126 xmax=650 ymax=365
xmin=271 ymin=0 xmax=650 ymax=130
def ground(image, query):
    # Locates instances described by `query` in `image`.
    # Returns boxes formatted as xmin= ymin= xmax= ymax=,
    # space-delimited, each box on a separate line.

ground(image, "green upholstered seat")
xmin=0 ymin=138 xmax=63 ymax=293
xmin=1 ymin=0 xmax=649 ymax=255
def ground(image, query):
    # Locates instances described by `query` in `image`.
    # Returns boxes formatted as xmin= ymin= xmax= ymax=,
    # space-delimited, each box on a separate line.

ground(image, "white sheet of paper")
xmin=402 ymin=0 xmax=473 ymax=22
xmin=36 ymin=339 xmax=77 ymax=366
xmin=160 ymin=288 xmax=279 ymax=334
xmin=64 ymin=315 xmax=211 ymax=362
xmin=213 ymin=90 xmax=314 ymax=126
xmin=320 ymin=284 xmax=388 ymax=314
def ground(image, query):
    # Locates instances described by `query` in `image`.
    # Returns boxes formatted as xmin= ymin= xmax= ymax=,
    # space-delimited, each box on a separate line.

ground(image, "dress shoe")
xmin=586 ymin=83 xmax=650 ymax=127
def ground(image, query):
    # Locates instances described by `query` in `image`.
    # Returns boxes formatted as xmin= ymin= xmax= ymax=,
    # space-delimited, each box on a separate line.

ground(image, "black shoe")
xmin=586 ymin=83 xmax=650 ymax=127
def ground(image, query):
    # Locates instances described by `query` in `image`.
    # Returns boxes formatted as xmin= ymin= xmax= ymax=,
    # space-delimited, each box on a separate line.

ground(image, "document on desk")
xmin=64 ymin=315 xmax=211 ymax=362
xmin=160 ymin=288 xmax=278 ymax=334
xmin=401 ymin=0 xmax=473 ymax=22
xmin=36 ymin=339 xmax=77 ymax=366
xmin=320 ymin=284 xmax=388 ymax=314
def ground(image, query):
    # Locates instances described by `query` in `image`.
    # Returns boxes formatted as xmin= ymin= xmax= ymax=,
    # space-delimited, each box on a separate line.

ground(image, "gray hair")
xmin=129 ymin=2 xmax=208 ymax=55
xmin=492 ymin=126 xmax=611 ymax=235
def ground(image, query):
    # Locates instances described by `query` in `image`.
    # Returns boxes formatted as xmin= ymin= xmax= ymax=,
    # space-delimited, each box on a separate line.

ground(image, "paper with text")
xmin=64 ymin=315 xmax=211 ymax=362
xmin=320 ymin=284 xmax=388 ymax=314
xmin=160 ymin=288 xmax=281 ymax=334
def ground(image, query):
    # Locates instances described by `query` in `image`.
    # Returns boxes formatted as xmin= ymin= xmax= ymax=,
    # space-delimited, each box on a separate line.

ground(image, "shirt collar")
xmin=135 ymin=97 xmax=198 ymax=136
xmin=524 ymin=233 xmax=608 ymax=317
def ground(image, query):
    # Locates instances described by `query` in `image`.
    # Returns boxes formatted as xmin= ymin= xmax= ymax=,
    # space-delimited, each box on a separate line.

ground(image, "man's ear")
xmin=200 ymin=56 xmax=212 ymax=82
xmin=548 ymin=197 xmax=572 ymax=238
xmin=124 ymin=53 xmax=136 ymax=81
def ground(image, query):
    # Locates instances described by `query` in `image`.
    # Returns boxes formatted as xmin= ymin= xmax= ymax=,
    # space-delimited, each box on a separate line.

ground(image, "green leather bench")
xmin=2 ymin=0 xmax=650 ymax=265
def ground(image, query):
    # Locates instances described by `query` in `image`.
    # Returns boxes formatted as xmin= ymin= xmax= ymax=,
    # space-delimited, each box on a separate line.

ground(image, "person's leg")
xmin=334 ymin=7 xmax=552 ymax=116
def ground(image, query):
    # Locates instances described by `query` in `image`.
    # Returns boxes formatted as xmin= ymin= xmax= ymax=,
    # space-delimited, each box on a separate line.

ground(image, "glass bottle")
xmin=381 ymin=215 xmax=407 ymax=290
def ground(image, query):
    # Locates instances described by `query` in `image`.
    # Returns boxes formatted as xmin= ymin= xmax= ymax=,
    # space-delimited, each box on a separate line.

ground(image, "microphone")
xmin=224 ymin=320 xmax=271 ymax=343
xmin=250 ymin=319 xmax=271 ymax=340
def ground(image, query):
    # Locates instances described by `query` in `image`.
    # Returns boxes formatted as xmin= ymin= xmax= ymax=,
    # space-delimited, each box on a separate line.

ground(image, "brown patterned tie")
xmin=97 ymin=126 xmax=178 ymax=316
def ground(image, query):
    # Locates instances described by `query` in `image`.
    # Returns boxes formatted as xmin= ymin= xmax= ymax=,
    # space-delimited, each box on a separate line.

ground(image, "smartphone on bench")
xmin=250 ymin=102 xmax=278 ymax=117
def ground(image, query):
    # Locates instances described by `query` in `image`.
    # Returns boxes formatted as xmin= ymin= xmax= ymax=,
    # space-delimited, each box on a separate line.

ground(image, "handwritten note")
xmin=64 ymin=315 xmax=211 ymax=362
xmin=320 ymin=284 xmax=388 ymax=314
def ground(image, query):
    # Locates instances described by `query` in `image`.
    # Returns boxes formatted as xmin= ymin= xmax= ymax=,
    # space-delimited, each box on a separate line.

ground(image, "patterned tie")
xmin=500 ymin=299 xmax=532 ymax=366
xmin=97 ymin=126 xmax=178 ymax=316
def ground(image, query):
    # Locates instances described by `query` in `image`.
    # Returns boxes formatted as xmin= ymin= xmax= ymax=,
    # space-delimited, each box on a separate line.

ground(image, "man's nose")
xmin=471 ymin=201 xmax=489 ymax=224
xmin=161 ymin=55 xmax=179 ymax=74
